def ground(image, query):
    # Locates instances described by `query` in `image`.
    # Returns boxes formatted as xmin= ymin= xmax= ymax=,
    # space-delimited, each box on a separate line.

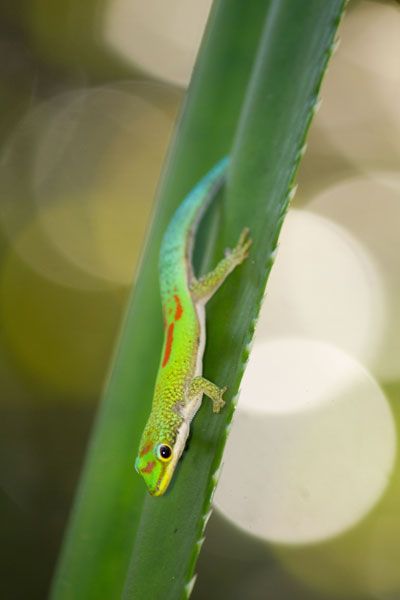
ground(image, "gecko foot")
xmin=212 ymin=386 xmax=227 ymax=413
xmin=225 ymin=227 xmax=252 ymax=264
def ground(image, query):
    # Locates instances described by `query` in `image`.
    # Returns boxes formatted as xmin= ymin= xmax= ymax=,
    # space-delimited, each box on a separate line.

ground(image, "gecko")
xmin=135 ymin=158 xmax=251 ymax=496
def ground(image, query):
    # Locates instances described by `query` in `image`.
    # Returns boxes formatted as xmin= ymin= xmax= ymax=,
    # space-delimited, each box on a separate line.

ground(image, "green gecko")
xmin=135 ymin=158 xmax=251 ymax=496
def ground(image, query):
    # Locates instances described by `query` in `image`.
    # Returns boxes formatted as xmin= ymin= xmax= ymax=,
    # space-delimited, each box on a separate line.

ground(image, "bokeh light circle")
xmin=312 ymin=0 xmax=400 ymax=174
xmin=308 ymin=173 xmax=400 ymax=382
xmin=256 ymin=209 xmax=386 ymax=372
xmin=0 ymin=82 xmax=180 ymax=289
xmin=105 ymin=0 xmax=213 ymax=86
xmin=214 ymin=338 xmax=396 ymax=545
xmin=0 ymin=237 xmax=126 ymax=398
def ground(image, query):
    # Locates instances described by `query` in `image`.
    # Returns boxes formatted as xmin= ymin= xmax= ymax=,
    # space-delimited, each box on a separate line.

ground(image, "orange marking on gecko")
xmin=139 ymin=442 xmax=152 ymax=457
xmin=174 ymin=294 xmax=183 ymax=320
xmin=141 ymin=461 xmax=156 ymax=474
xmin=162 ymin=322 xmax=174 ymax=367
xmin=161 ymin=295 xmax=183 ymax=368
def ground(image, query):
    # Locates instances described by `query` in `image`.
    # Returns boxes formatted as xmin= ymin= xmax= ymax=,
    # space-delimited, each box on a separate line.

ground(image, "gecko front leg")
xmin=189 ymin=376 xmax=227 ymax=413
xmin=190 ymin=228 xmax=252 ymax=303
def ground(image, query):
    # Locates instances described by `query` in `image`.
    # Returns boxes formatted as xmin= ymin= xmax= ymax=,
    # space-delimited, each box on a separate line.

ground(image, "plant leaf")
xmin=50 ymin=1 xmax=272 ymax=599
xmin=123 ymin=1 xmax=345 ymax=599
xmin=52 ymin=1 xmax=346 ymax=599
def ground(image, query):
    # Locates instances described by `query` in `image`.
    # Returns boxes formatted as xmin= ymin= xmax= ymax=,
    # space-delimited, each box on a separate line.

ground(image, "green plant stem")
xmin=123 ymin=1 xmax=345 ymax=600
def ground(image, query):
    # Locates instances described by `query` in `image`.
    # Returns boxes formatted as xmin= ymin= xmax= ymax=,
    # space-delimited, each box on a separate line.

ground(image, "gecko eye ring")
xmin=157 ymin=444 xmax=172 ymax=461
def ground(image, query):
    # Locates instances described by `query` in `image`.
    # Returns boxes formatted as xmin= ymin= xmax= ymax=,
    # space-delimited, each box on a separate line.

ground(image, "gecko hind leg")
xmin=189 ymin=376 xmax=227 ymax=413
xmin=190 ymin=228 xmax=252 ymax=302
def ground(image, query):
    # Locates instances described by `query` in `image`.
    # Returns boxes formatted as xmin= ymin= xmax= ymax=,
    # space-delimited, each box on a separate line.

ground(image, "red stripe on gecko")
xmin=174 ymin=294 xmax=183 ymax=320
xmin=139 ymin=442 xmax=152 ymax=457
xmin=162 ymin=322 xmax=174 ymax=367
xmin=141 ymin=461 xmax=156 ymax=474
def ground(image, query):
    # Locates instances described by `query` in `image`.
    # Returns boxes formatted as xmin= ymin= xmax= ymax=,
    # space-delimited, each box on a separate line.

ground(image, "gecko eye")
xmin=156 ymin=443 xmax=172 ymax=462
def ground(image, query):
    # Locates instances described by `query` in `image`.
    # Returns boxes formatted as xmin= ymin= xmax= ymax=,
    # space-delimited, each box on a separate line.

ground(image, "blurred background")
xmin=0 ymin=1 xmax=399 ymax=598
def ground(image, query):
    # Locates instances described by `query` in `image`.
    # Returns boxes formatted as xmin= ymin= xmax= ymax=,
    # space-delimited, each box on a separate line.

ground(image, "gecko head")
xmin=135 ymin=438 xmax=180 ymax=496
xmin=135 ymin=421 xmax=189 ymax=496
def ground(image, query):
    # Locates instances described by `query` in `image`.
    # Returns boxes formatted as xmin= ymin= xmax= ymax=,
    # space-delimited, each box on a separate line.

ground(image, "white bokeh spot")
xmin=105 ymin=0 xmax=212 ymax=86
xmin=214 ymin=339 xmax=396 ymax=545
xmin=257 ymin=209 xmax=386 ymax=371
